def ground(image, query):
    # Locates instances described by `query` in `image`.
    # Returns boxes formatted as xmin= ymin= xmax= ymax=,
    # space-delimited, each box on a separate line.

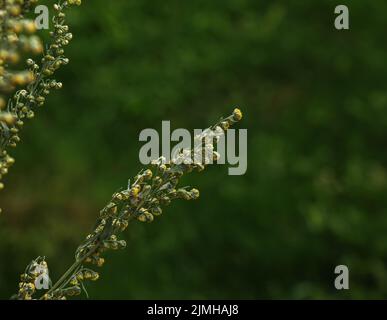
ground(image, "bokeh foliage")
xmin=1 ymin=0 xmax=387 ymax=299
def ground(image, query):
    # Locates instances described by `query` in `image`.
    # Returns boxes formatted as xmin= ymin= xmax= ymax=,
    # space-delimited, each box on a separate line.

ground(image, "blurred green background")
xmin=1 ymin=0 xmax=387 ymax=299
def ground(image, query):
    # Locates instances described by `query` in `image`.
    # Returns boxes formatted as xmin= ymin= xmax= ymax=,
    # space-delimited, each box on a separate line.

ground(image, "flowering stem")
xmin=33 ymin=109 xmax=243 ymax=300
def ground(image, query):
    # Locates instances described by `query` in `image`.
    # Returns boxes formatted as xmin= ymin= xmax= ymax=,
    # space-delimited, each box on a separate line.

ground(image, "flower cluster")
xmin=0 ymin=0 xmax=80 ymax=201
xmin=14 ymin=256 xmax=49 ymax=300
xmin=0 ymin=0 xmax=41 ymax=108
xmin=172 ymin=111 xmax=243 ymax=168
xmin=14 ymin=109 xmax=243 ymax=300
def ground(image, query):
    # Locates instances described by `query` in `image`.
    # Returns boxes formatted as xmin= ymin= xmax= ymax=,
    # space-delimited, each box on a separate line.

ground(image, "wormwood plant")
xmin=15 ymin=108 xmax=243 ymax=300
xmin=0 ymin=0 xmax=79 ymax=198
xmin=1 ymin=1 xmax=244 ymax=300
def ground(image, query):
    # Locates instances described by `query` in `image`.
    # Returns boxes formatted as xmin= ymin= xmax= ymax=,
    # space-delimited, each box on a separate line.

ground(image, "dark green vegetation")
xmin=1 ymin=0 xmax=387 ymax=299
